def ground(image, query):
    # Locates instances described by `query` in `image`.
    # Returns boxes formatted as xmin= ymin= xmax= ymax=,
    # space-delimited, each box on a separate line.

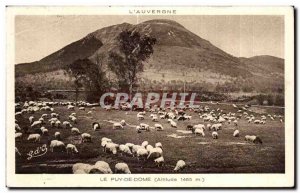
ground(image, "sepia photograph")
xmin=6 ymin=6 xmax=294 ymax=188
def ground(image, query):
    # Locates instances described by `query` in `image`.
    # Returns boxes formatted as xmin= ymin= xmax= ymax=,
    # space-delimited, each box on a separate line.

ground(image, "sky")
xmin=15 ymin=15 xmax=284 ymax=64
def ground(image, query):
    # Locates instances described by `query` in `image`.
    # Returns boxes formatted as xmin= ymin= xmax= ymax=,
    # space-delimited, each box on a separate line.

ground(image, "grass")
xmin=15 ymin=102 xmax=285 ymax=174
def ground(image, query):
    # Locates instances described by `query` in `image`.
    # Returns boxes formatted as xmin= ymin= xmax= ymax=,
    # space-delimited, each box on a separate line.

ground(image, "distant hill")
xmin=15 ymin=19 xmax=284 ymax=94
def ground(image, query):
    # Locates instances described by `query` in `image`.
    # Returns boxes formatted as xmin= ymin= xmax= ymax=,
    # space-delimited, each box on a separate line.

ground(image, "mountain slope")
xmin=15 ymin=19 xmax=284 ymax=93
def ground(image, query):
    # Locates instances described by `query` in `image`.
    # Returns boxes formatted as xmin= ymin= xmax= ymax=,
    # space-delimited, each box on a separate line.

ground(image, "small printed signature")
xmin=27 ymin=144 xmax=47 ymax=160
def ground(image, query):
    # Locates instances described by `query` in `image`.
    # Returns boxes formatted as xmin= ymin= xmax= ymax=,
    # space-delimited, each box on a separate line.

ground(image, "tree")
xmin=108 ymin=30 xmax=156 ymax=99
xmin=65 ymin=58 xmax=107 ymax=103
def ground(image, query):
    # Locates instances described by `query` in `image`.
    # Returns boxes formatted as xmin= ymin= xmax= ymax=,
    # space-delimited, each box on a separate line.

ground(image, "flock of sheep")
xmin=15 ymin=100 xmax=284 ymax=174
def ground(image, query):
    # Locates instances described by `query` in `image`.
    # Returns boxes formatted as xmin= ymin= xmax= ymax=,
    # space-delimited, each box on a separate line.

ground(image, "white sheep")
xmin=72 ymin=163 xmax=92 ymax=174
xmin=104 ymin=143 xmax=118 ymax=154
xmin=55 ymin=120 xmax=61 ymax=128
xmin=49 ymin=140 xmax=66 ymax=152
xmin=212 ymin=131 xmax=218 ymax=139
xmin=101 ymin=137 xmax=112 ymax=143
xmin=147 ymin=147 xmax=163 ymax=160
xmin=170 ymin=120 xmax=177 ymax=128
xmin=79 ymin=107 xmax=85 ymax=111
xmin=63 ymin=121 xmax=72 ymax=129
xmin=93 ymin=161 xmax=113 ymax=174
xmin=87 ymin=111 xmax=92 ymax=115
xmin=81 ymin=133 xmax=91 ymax=142
xmin=146 ymin=144 xmax=154 ymax=153
xmin=137 ymin=148 xmax=148 ymax=160
xmin=66 ymin=144 xmax=79 ymax=154
xmin=113 ymin=123 xmax=123 ymax=129
xmin=245 ymin=135 xmax=263 ymax=144
xmin=31 ymin=121 xmax=42 ymax=128
xmin=40 ymin=127 xmax=48 ymax=135
xmin=174 ymin=160 xmax=186 ymax=171
xmin=68 ymin=105 xmax=75 ymax=110
xmin=155 ymin=142 xmax=163 ymax=149
xmin=140 ymin=123 xmax=150 ymax=131
xmin=141 ymin=141 xmax=149 ymax=148
xmin=92 ymin=122 xmax=101 ymax=131
xmin=69 ymin=116 xmax=77 ymax=124
xmin=29 ymin=116 xmax=34 ymax=124
xmin=132 ymin=145 xmax=143 ymax=156
xmin=154 ymin=156 xmax=164 ymax=167
xmin=71 ymin=127 xmax=81 ymax=135
xmin=233 ymin=130 xmax=239 ymax=137
xmin=233 ymin=120 xmax=238 ymax=126
xmin=27 ymin=134 xmax=41 ymax=142
xmin=137 ymin=114 xmax=145 ymax=120
xmin=194 ymin=128 xmax=205 ymax=137
xmin=154 ymin=124 xmax=164 ymax=131
xmin=115 ymin=163 xmax=131 ymax=174
xmin=15 ymin=132 xmax=23 ymax=140
xmin=120 ymin=120 xmax=126 ymax=126
xmin=15 ymin=147 xmax=21 ymax=156
xmin=119 ymin=144 xmax=132 ymax=156
xmin=54 ymin=132 xmax=61 ymax=140
xmin=211 ymin=123 xmax=222 ymax=131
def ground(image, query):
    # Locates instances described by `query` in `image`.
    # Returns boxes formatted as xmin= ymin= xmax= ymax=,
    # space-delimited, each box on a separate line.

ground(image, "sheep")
xmin=113 ymin=123 xmax=123 ymax=130
xmin=154 ymin=124 xmax=164 ymax=131
xmin=81 ymin=133 xmax=92 ymax=142
xmin=174 ymin=160 xmax=186 ymax=171
xmin=132 ymin=145 xmax=144 ymax=157
xmin=63 ymin=121 xmax=72 ymax=129
xmin=207 ymin=124 xmax=211 ymax=131
xmin=15 ymin=147 xmax=21 ymax=156
xmin=72 ymin=163 xmax=92 ymax=174
xmin=69 ymin=116 xmax=77 ymax=124
xmin=41 ymin=114 xmax=48 ymax=118
xmin=233 ymin=120 xmax=238 ymax=126
xmin=194 ymin=128 xmax=205 ymax=137
xmin=101 ymin=137 xmax=112 ymax=143
xmin=49 ymin=140 xmax=66 ymax=152
xmin=79 ymin=107 xmax=85 ymax=111
xmin=15 ymin=123 xmax=22 ymax=132
xmin=55 ymin=120 xmax=61 ymax=128
xmin=15 ymin=132 xmax=23 ymax=140
xmin=68 ymin=105 xmax=75 ymax=110
xmin=125 ymin=143 xmax=134 ymax=149
xmin=66 ymin=144 xmax=79 ymax=154
xmin=147 ymin=147 xmax=163 ymax=160
xmin=92 ymin=122 xmax=101 ymax=131
xmin=137 ymin=148 xmax=148 ymax=160
xmin=31 ymin=120 xmax=42 ymax=128
xmin=120 ymin=120 xmax=126 ymax=126
xmin=29 ymin=116 xmax=34 ymax=124
xmin=105 ymin=143 xmax=119 ymax=154
xmin=40 ymin=127 xmax=48 ymax=135
xmin=71 ymin=127 xmax=81 ymax=135
xmin=245 ymin=135 xmax=263 ymax=144
xmin=211 ymin=123 xmax=222 ymax=131
xmin=93 ymin=161 xmax=113 ymax=174
xmin=154 ymin=156 xmax=165 ymax=167
xmin=193 ymin=124 xmax=205 ymax=131
xmin=115 ymin=163 xmax=131 ymax=174
xmin=38 ymin=117 xmax=45 ymax=124
xmin=27 ymin=134 xmax=41 ymax=142
xmin=119 ymin=144 xmax=132 ymax=156
xmin=170 ymin=120 xmax=177 ymax=128
xmin=137 ymin=114 xmax=145 ymax=120
xmin=54 ymin=132 xmax=61 ymax=140
xmin=51 ymin=113 xmax=59 ymax=118
xmin=70 ymin=112 xmax=76 ymax=117
xmin=152 ymin=116 xmax=158 ymax=122
xmin=87 ymin=111 xmax=92 ymax=115
xmin=141 ymin=141 xmax=149 ymax=148
xmin=212 ymin=131 xmax=218 ymax=139
xmin=146 ymin=144 xmax=154 ymax=153
xmin=154 ymin=143 xmax=162 ymax=150
xmin=139 ymin=123 xmax=150 ymax=131
xmin=136 ymin=126 xmax=142 ymax=133
xmin=254 ymin=120 xmax=261 ymax=124
xmin=233 ymin=130 xmax=240 ymax=137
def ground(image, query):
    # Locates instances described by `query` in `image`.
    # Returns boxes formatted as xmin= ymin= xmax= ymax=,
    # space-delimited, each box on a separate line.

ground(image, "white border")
xmin=5 ymin=6 xmax=294 ymax=188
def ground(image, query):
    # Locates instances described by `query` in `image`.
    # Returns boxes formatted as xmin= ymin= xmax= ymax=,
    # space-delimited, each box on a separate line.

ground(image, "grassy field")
xmin=15 ymin=103 xmax=285 ymax=174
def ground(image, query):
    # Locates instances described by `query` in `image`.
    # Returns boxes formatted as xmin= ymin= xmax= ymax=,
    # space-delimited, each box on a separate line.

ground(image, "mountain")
xmin=15 ymin=19 xmax=284 ymax=93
